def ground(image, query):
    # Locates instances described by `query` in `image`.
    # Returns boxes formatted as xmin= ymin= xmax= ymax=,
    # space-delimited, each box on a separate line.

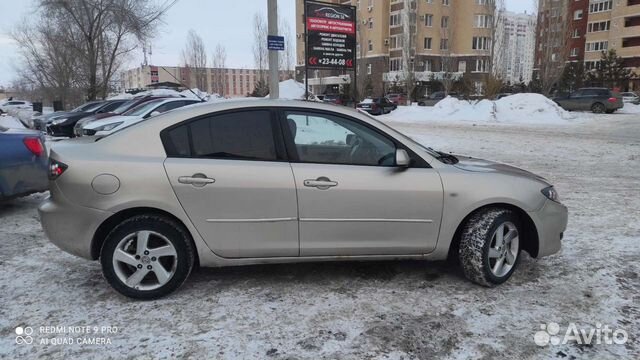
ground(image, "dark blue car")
xmin=0 ymin=125 xmax=49 ymax=200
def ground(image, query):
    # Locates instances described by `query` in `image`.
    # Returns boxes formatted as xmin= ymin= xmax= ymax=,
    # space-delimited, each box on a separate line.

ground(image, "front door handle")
xmin=304 ymin=176 xmax=337 ymax=190
xmin=178 ymin=173 xmax=215 ymax=187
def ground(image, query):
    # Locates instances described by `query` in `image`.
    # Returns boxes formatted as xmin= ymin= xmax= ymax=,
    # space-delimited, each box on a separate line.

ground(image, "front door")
xmin=282 ymin=109 xmax=443 ymax=256
xmin=162 ymin=109 xmax=299 ymax=258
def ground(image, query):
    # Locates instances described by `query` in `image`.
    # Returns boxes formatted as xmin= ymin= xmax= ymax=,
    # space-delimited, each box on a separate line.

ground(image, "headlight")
xmin=541 ymin=186 xmax=560 ymax=203
xmin=94 ymin=122 xmax=123 ymax=132
xmin=51 ymin=117 xmax=68 ymax=125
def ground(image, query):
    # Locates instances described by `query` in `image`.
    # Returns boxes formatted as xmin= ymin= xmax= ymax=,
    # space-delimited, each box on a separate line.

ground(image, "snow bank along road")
xmin=1 ymin=113 xmax=638 ymax=359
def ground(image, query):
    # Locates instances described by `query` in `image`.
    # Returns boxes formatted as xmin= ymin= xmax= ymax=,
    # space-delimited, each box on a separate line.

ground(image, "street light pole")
xmin=268 ymin=0 xmax=279 ymax=99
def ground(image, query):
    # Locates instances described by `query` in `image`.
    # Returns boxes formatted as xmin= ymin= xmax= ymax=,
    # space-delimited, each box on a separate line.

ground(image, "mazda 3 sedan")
xmin=39 ymin=100 xmax=568 ymax=299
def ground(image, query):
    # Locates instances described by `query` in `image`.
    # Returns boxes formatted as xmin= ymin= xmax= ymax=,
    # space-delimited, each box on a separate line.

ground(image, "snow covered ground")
xmin=1 ymin=111 xmax=639 ymax=359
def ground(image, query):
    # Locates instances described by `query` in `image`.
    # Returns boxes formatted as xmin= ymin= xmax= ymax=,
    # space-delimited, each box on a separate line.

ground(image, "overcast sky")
xmin=0 ymin=0 xmax=535 ymax=87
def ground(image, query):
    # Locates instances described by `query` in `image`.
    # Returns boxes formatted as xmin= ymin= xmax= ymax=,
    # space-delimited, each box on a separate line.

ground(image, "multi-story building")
xmin=535 ymin=0 xmax=640 ymax=91
xmin=296 ymin=0 xmax=499 ymax=97
xmin=497 ymin=11 xmax=536 ymax=84
xmin=121 ymin=65 xmax=293 ymax=97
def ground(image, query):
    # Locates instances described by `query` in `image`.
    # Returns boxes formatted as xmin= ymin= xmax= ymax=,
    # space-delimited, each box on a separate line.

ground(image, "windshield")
xmin=124 ymin=99 xmax=164 ymax=116
xmin=72 ymin=101 xmax=100 ymax=112
xmin=111 ymin=99 xmax=135 ymax=114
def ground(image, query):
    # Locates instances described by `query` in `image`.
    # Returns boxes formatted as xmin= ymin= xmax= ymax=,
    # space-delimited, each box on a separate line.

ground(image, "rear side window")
xmin=163 ymin=110 xmax=277 ymax=161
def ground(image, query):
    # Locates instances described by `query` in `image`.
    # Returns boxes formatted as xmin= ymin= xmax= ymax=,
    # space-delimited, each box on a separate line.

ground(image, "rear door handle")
xmin=304 ymin=177 xmax=337 ymax=190
xmin=178 ymin=173 xmax=215 ymax=187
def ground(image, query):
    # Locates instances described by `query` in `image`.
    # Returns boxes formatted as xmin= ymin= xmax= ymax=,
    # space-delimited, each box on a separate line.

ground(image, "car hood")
xmin=84 ymin=115 xmax=139 ymax=129
xmin=453 ymin=156 xmax=550 ymax=185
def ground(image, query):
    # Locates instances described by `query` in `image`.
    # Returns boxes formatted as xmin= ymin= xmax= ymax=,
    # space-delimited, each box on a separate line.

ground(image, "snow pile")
xmin=277 ymin=79 xmax=307 ymax=100
xmin=0 ymin=115 xmax=26 ymax=129
xmin=620 ymin=103 xmax=640 ymax=114
xmin=383 ymin=93 xmax=578 ymax=124
xmin=107 ymin=93 xmax=134 ymax=100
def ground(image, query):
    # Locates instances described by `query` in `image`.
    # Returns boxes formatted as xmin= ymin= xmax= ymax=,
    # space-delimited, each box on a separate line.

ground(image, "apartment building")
xmin=536 ymin=0 xmax=640 ymax=91
xmin=497 ymin=11 xmax=536 ymax=84
xmin=121 ymin=65 xmax=292 ymax=98
xmin=296 ymin=0 xmax=499 ymax=97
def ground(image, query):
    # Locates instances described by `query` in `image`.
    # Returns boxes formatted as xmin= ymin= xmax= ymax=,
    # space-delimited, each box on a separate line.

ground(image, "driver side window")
xmin=285 ymin=111 xmax=396 ymax=166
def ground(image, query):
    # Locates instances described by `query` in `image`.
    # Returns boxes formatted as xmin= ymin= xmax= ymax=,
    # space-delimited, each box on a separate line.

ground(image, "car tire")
xmin=458 ymin=208 xmax=522 ymax=287
xmin=100 ymin=214 xmax=195 ymax=300
xmin=591 ymin=103 xmax=605 ymax=114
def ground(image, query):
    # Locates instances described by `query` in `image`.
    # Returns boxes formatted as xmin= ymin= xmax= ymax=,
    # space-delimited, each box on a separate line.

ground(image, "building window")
xmin=441 ymin=16 xmax=449 ymax=28
xmin=368 ymin=17 xmax=373 ymax=29
xmin=367 ymin=63 xmax=372 ymax=74
xmin=472 ymin=36 xmax=491 ymax=50
xmin=424 ymin=59 xmax=433 ymax=72
xmin=390 ymin=35 xmax=403 ymax=49
xmin=423 ymin=37 xmax=432 ymax=49
xmin=440 ymin=38 xmax=449 ymax=50
xmin=589 ymin=0 xmax=613 ymax=14
xmin=476 ymin=0 xmax=489 ymax=4
xmin=572 ymin=29 xmax=580 ymax=38
xmin=390 ymin=12 xmax=402 ymax=27
xmin=389 ymin=58 xmax=403 ymax=72
xmin=368 ymin=40 xmax=373 ymax=51
xmin=573 ymin=10 xmax=583 ymax=20
xmin=587 ymin=20 xmax=611 ymax=33
xmin=443 ymin=0 xmax=449 ymax=5
xmin=475 ymin=14 xmax=493 ymax=28
xmin=585 ymin=41 xmax=608 ymax=52
xmin=570 ymin=48 xmax=579 ymax=57
xmin=458 ymin=60 xmax=466 ymax=72
xmin=425 ymin=14 xmax=433 ymax=27
xmin=474 ymin=59 xmax=488 ymax=73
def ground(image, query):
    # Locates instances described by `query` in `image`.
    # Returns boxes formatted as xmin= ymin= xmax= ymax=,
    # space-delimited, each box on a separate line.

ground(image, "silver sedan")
xmin=38 ymin=100 xmax=568 ymax=299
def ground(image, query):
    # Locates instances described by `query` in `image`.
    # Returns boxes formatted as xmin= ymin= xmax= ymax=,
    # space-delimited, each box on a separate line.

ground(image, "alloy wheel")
xmin=487 ymin=222 xmax=519 ymax=278
xmin=112 ymin=231 xmax=178 ymax=291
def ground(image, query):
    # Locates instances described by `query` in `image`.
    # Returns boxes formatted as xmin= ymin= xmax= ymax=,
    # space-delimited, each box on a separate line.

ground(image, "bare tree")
xmin=534 ymin=0 xmax=571 ymax=95
xmin=211 ymin=43 xmax=227 ymax=96
xmin=253 ymin=13 xmax=269 ymax=84
xmin=278 ymin=19 xmax=294 ymax=80
xmin=439 ymin=16 xmax=456 ymax=95
xmin=182 ymin=29 xmax=208 ymax=91
xmin=400 ymin=0 xmax=418 ymax=103
xmin=28 ymin=0 xmax=170 ymax=100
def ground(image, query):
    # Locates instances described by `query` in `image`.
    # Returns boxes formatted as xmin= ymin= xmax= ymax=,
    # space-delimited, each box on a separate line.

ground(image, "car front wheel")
xmin=100 ymin=214 xmax=195 ymax=299
xmin=591 ymin=103 xmax=605 ymax=114
xmin=458 ymin=208 xmax=521 ymax=286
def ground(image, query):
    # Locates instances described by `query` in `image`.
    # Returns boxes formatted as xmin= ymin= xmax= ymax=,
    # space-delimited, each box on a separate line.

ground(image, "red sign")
xmin=305 ymin=1 xmax=356 ymax=70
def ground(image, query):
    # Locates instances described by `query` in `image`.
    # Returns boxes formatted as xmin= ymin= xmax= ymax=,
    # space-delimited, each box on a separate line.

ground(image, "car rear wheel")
xmin=100 ymin=214 xmax=195 ymax=299
xmin=458 ymin=208 xmax=521 ymax=287
xmin=591 ymin=103 xmax=605 ymax=114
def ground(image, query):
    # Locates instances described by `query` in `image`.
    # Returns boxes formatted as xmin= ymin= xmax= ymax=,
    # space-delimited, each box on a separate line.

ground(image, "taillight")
xmin=23 ymin=137 xmax=44 ymax=157
xmin=608 ymin=97 xmax=617 ymax=103
xmin=48 ymin=159 xmax=68 ymax=180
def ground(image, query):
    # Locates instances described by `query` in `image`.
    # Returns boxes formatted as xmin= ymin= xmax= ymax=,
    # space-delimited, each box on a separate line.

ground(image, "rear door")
xmin=281 ymin=109 xmax=443 ymax=256
xmin=162 ymin=109 xmax=299 ymax=258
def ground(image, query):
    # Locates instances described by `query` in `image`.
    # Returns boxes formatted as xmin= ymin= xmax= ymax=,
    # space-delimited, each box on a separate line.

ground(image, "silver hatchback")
xmin=39 ymin=100 xmax=568 ymax=299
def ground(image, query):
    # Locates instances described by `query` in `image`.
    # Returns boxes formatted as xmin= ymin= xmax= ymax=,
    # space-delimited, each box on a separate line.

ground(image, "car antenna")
xmin=160 ymin=66 xmax=206 ymax=102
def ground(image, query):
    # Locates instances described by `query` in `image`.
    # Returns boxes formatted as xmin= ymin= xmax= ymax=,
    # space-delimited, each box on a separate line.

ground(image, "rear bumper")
xmin=38 ymin=185 xmax=112 ymax=260
xmin=528 ymin=200 xmax=568 ymax=257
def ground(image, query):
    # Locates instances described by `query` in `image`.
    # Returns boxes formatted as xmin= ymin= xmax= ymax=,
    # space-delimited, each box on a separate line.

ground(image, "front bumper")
xmin=528 ymin=199 xmax=568 ymax=257
xmin=38 ymin=184 xmax=112 ymax=260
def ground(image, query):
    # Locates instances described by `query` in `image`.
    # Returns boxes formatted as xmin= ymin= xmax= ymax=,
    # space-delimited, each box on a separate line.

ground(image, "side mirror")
xmin=149 ymin=111 xmax=161 ymax=117
xmin=395 ymin=149 xmax=410 ymax=167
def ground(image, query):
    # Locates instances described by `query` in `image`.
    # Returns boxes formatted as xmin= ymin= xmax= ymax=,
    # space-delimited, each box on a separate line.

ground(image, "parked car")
xmin=80 ymin=98 xmax=201 ymax=137
xmin=553 ymin=88 xmax=624 ymax=113
xmin=0 ymin=100 xmax=32 ymax=114
xmin=620 ymin=92 xmax=639 ymax=105
xmin=0 ymin=125 xmax=48 ymax=200
xmin=418 ymin=92 xmax=460 ymax=106
xmin=33 ymin=101 xmax=105 ymax=131
xmin=39 ymin=100 xmax=567 ymax=299
xmin=47 ymin=99 xmax=128 ymax=137
xmin=323 ymin=94 xmax=352 ymax=107
xmin=73 ymin=96 xmax=171 ymax=137
xmin=356 ymin=97 xmax=396 ymax=115
xmin=386 ymin=93 xmax=407 ymax=106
